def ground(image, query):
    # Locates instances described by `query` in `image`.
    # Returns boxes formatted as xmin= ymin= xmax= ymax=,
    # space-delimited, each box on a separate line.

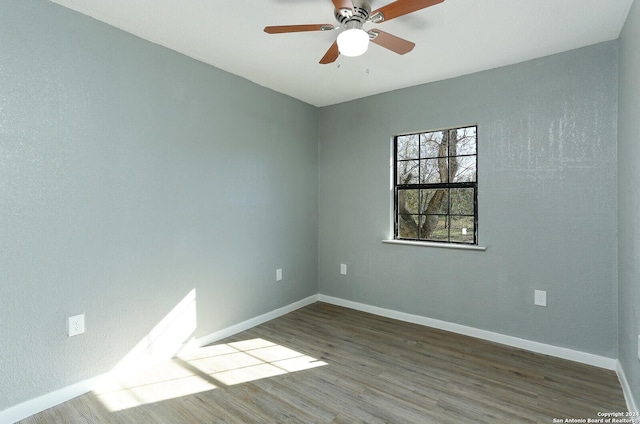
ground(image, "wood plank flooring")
xmin=19 ymin=302 xmax=627 ymax=423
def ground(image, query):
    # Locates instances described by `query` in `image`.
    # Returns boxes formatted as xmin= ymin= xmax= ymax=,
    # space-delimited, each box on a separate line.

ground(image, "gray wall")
xmin=0 ymin=0 xmax=318 ymax=410
xmin=0 ymin=0 xmax=633 ymax=415
xmin=318 ymin=42 xmax=619 ymax=357
xmin=618 ymin=0 xmax=640 ymax=409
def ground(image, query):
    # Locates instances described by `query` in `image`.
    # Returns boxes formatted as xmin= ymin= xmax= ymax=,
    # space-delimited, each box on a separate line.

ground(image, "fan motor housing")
xmin=334 ymin=0 xmax=371 ymax=25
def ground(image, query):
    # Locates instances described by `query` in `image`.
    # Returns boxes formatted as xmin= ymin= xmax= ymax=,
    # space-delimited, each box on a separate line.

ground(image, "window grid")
xmin=394 ymin=125 xmax=478 ymax=245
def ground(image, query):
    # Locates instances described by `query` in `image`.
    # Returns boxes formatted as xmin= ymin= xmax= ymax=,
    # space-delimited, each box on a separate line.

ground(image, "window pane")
xmin=456 ymin=127 xmax=477 ymax=155
xmin=397 ymin=135 xmax=419 ymax=160
xmin=452 ymin=155 xmax=476 ymax=182
xmin=398 ymin=189 xmax=420 ymax=214
xmin=398 ymin=214 xmax=419 ymax=239
xmin=421 ymin=189 xmax=449 ymax=215
xmin=450 ymin=188 xmax=474 ymax=215
xmin=450 ymin=216 xmax=475 ymax=243
xmin=397 ymin=160 xmax=419 ymax=185
xmin=393 ymin=124 xmax=478 ymax=245
xmin=419 ymin=132 xmax=442 ymax=159
xmin=420 ymin=215 xmax=449 ymax=241
xmin=420 ymin=159 xmax=445 ymax=183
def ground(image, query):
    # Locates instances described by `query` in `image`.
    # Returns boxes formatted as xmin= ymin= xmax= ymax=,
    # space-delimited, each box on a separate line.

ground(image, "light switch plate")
xmin=340 ymin=264 xmax=347 ymax=275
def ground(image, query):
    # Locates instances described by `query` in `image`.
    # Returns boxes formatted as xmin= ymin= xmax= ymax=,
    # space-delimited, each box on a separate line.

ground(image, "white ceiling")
xmin=49 ymin=0 xmax=634 ymax=107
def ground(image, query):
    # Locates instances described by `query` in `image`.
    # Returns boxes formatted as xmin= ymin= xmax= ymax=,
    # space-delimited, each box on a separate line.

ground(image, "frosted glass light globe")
xmin=337 ymin=28 xmax=369 ymax=57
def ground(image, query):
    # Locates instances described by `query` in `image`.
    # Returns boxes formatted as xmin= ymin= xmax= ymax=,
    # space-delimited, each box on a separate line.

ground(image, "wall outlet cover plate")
xmin=534 ymin=290 xmax=547 ymax=307
xmin=68 ymin=313 xmax=85 ymax=337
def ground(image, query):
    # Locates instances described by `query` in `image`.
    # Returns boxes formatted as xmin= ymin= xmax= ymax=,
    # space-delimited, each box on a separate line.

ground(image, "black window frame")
xmin=393 ymin=125 xmax=478 ymax=245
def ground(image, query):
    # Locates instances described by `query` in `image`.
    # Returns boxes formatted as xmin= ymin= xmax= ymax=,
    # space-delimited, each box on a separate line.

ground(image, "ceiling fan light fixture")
xmin=337 ymin=28 xmax=369 ymax=57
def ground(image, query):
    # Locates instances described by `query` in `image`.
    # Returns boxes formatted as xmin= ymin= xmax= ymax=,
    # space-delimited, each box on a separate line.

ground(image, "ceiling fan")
xmin=264 ymin=0 xmax=444 ymax=64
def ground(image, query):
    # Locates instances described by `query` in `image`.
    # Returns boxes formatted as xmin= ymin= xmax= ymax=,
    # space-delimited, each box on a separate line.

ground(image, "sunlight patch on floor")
xmin=181 ymin=338 xmax=328 ymax=386
xmin=94 ymin=361 xmax=216 ymax=411
xmin=95 ymin=336 xmax=327 ymax=411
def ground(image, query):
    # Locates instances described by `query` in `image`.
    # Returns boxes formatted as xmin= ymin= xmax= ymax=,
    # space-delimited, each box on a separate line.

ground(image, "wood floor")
xmin=20 ymin=302 xmax=627 ymax=423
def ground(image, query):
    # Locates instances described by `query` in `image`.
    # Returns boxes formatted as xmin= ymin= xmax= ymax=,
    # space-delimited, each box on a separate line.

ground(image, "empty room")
xmin=1 ymin=0 xmax=639 ymax=422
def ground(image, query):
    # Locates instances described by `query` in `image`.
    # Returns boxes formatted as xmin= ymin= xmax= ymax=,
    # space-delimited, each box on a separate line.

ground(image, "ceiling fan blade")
xmin=370 ymin=0 xmax=444 ymax=23
xmin=264 ymin=24 xmax=335 ymax=34
xmin=369 ymin=29 xmax=415 ymax=55
xmin=332 ymin=0 xmax=354 ymax=12
xmin=320 ymin=41 xmax=340 ymax=64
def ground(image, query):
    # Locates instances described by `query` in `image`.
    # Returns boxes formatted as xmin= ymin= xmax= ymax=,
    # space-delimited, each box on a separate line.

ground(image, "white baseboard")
xmin=3 ymin=294 xmax=634 ymax=423
xmin=0 ymin=294 xmax=318 ymax=424
xmin=0 ymin=374 xmax=106 ymax=424
xmin=318 ymin=294 xmax=618 ymax=370
xmin=617 ymin=360 xmax=640 ymax=414
xmin=195 ymin=294 xmax=318 ymax=347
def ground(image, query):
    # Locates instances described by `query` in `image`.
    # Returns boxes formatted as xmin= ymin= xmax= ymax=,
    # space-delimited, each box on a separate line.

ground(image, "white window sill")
xmin=382 ymin=239 xmax=487 ymax=251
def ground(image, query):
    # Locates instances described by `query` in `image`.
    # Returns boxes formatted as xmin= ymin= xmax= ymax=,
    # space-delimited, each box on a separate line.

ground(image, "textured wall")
xmin=618 ymin=0 xmax=640 ymax=410
xmin=318 ymin=42 xmax=618 ymax=357
xmin=0 ymin=0 xmax=318 ymax=410
xmin=0 ymin=0 xmax=630 ymax=415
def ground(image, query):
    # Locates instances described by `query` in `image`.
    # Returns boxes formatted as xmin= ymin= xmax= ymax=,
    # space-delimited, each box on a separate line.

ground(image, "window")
xmin=393 ymin=125 xmax=477 ymax=245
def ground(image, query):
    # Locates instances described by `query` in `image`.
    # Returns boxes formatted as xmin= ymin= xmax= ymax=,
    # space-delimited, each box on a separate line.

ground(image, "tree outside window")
xmin=394 ymin=125 xmax=477 ymax=244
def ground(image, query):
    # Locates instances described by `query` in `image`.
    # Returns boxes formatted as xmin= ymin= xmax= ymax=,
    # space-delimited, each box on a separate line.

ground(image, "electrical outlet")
xmin=340 ymin=263 xmax=347 ymax=275
xmin=637 ymin=335 xmax=640 ymax=361
xmin=276 ymin=268 xmax=283 ymax=281
xmin=68 ymin=313 xmax=85 ymax=337
xmin=534 ymin=290 xmax=547 ymax=307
